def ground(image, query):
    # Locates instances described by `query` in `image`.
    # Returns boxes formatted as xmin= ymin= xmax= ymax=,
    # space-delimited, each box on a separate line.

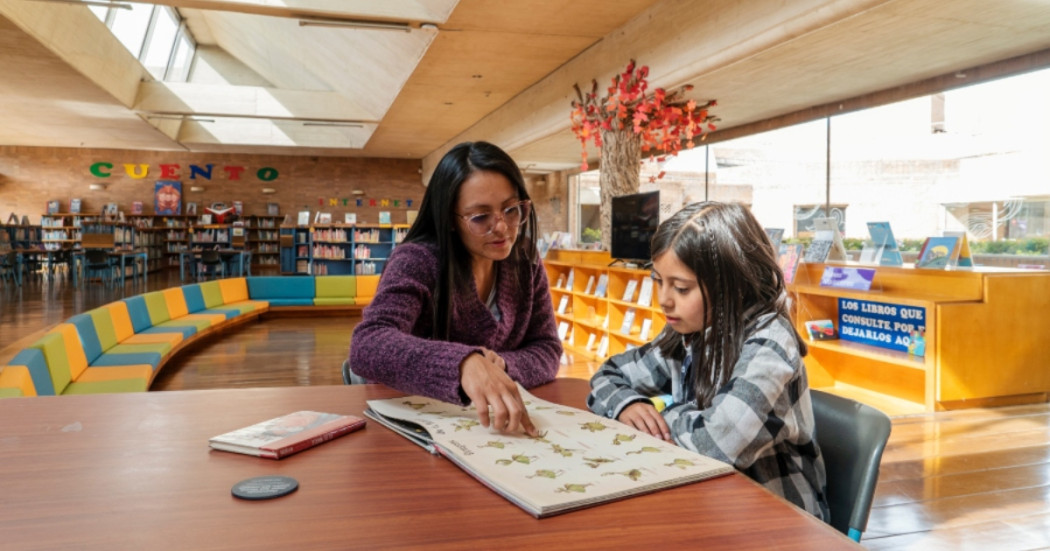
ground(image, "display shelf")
xmin=790 ymin=261 xmax=1050 ymax=412
xmin=545 ymin=249 xmax=664 ymax=361
xmin=279 ymin=224 xmax=409 ymax=276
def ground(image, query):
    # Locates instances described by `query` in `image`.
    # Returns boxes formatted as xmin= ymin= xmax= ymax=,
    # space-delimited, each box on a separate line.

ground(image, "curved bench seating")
xmin=0 ymin=274 xmax=379 ymax=398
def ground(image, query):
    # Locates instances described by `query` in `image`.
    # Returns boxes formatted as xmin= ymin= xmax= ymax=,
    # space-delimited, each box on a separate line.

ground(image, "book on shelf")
xmin=593 ymin=273 xmax=609 ymax=298
xmin=318 ymin=212 xmax=332 ymax=224
xmin=810 ymin=218 xmax=847 ymax=261
xmin=555 ymin=274 xmax=565 ymax=289
xmin=942 ymin=231 xmax=973 ymax=267
xmin=363 ymin=386 xmax=733 ymax=518
xmin=209 ymin=411 xmax=366 ymax=460
xmin=619 ymin=307 xmax=636 ymax=335
xmin=639 ymin=318 xmax=653 ymax=340
xmin=621 ymin=279 xmax=639 ymax=303
xmin=584 ymin=274 xmax=595 ymax=295
xmin=803 ymin=236 xmax=833 ymax=263
xmin=778 ymin=244 xmax=803 ymax=285
xmin=765 ymin=227 xmax=784 ymax=254
xmin=69 ymin=198 xmax=82 ymax=214
xmin=915 ymin=236 xmax=959 ymax=269
xmin=596 ymin=334 xmax=609 ymax=357
xmin=585 ymin=332 xmax=597 ymax=351
xmin=636 ymin=276 xmax=654 ymax=307
xmin=130 ymin=201 xmax=143 ymax=215
xmin=804 ymin=319 xmax=839 ymax=341
xmin=557 ymin=295 xmax=570 ymax=315
xmin=565 ymin=270 xmax=574 ymax=290
xmin=862 ymin=221 xmax=903 ymax=266
xmin=46 ymin=200 xmax=60 ymax=215
xmin=556 ymin=321 xmax=570 ymax=341
xmin=379 ymin=211 xmax=392 ymax=225
xmin=232 ymin=200 xmax=243 ymax=216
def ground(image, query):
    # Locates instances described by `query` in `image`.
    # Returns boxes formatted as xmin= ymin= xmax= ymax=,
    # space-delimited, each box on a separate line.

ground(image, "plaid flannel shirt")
xmin=587 ymin=313 xmax=829 ymax=521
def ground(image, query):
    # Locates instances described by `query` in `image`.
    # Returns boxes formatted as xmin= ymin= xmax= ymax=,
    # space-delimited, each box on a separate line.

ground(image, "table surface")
xmin=0 ymin=379 xmax=854 ymax=549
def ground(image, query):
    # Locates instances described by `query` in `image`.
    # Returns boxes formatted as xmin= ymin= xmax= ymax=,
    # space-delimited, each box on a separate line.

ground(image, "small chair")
xmin=0 ymin=250 xmax=17 ymax=286
xmin=341 ymin=359 xmax=369 ymax=385
xmin=83 ymin=249 xmax=117 ymax=287
xmin=198 ymin=249 xmax=225 ymax=280
xmin=811 ymin=389 xmax=892 ymax=542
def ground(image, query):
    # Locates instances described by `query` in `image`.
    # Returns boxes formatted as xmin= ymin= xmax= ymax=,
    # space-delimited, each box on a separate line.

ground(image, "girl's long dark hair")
xmin=649 ymin=201 xmax=805 ymax=408
xmin=402 ymin=141 xmax=538 ymax=339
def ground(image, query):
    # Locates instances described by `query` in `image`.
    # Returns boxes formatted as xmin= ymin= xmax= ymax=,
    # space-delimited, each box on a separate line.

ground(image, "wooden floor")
xmin=2 ymin=270 xmax=1050 ymax=549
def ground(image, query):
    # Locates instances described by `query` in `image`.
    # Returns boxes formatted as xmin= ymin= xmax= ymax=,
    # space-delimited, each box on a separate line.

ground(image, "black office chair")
xmin=84 ymin=249 xmax=116 ymax=287
xmin=341 ymin=359 xmax=369 ymax=385
xmin=0 ymin=250 xmax=17 ymax=286
xmin=198 ymin=249 xmax=225 ymax=280
xmin=811 ymin=389 xmax=892 ymax=542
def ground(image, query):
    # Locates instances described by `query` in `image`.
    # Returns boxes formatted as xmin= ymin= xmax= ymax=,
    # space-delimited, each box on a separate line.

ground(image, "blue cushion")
xmin=8 ymin=348 xmax=56 ymax=396
xmin=182 ymin=284 xmax=207 ymax=313
xmin=92 ymin=352 xmax=162 ymax=369
xmin=67 ymin=313 xmax=103 ymax=364
xmin=124 ymin=296 xmax=153 ymax=333
xmin=247 ymin=276 xmax=315 ymax=300
xmin=266 ymin=298 xmax=316 ymax=306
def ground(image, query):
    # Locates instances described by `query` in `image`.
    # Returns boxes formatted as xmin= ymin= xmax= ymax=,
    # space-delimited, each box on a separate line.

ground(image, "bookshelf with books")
xmin=544 ymin=249 xmax=665 ymax=362
xmin=278 ymin=224 xmax=410 ymax=276
xmin=246 ymin=215 xmax=281 ymax=272
xmin=788 ymin=261 xmax=1050 ymax=414
xmin=40 ymin=213 xmax=99 ymax=250
xmin=0 ymin=222 xmax=41 ymax=250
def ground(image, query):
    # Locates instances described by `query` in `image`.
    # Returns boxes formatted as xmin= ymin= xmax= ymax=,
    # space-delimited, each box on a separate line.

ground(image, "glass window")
xmin=109 ymin=3 xmax=153 ymax=58
xmin=166 ymin=25 xmax=195 ymax=82
xmin=577 ymin=172 xmax=601 ymax=245
xmin=141 ymin=6 xmax=179 ymax=79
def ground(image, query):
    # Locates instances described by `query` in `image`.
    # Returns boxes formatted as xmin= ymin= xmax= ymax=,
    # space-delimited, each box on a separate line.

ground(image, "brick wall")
xmin=0 ymin=146 xmax=424 ymax=225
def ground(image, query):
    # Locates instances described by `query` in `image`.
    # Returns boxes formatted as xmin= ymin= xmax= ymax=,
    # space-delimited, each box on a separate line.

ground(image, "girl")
xmin=587 ymin=201 xmax=828 ymax=520
xmin=349 ymin=141 xmax=561 ymax=436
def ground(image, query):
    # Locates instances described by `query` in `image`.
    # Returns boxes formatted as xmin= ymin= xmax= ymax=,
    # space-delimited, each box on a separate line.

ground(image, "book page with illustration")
xmin=364 ymin=387 xmax=733 ymax=517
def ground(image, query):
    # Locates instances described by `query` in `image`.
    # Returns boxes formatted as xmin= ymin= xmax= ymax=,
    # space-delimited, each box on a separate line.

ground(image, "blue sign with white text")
xmin=837 ymin=298 xmax=925 ymax=353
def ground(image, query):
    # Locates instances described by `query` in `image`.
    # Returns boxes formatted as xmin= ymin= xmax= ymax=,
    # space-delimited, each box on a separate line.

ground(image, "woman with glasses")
xmin=349 ymin=141 xmax=562 ymax=436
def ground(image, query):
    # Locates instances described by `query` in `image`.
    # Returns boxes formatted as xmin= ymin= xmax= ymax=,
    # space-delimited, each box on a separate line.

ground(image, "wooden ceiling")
xmin=2 ymin=0 xmax=1050 ymax=176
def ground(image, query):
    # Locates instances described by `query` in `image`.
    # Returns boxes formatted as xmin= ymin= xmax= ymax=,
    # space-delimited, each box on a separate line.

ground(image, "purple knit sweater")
xmin=348 ymin=242 xmax=562 ymax=404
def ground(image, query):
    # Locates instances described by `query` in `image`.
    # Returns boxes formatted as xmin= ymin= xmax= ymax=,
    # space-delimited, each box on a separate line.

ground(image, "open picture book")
xmin=364 ymin=387 xmax=734 ymax=518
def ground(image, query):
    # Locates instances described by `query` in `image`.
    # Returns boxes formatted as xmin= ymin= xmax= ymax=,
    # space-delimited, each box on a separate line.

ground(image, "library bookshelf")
xmin=544 ymin=249 xmax=665 ymax=362
xmin=790 ymin=261 xmax=1050 ymax=414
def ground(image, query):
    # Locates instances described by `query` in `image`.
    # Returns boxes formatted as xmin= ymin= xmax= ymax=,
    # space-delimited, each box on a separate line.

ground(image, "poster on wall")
xmin=154 ymin=180 xmax=183 ymax=215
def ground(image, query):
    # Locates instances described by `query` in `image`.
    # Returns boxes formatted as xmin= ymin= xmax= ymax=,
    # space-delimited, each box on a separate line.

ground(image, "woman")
xmin=349 ymin=141 xmax=562 ymax=436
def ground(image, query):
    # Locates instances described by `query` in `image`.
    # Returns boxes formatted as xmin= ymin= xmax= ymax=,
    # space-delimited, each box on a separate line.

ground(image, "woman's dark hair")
xmin=402 ymin=141 xmax=538 ymax=339
xmin=649 ymin=201 xmax=805 ymax=408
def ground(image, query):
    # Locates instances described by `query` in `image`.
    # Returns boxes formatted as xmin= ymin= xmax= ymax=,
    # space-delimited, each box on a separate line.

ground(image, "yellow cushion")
xmin=76 ymin=364 xmax=153 ymax=383
xmin=163 ymin=287 xmax=190 ymax=319
xmin=218 ymin=278 xmax=249 ymax=304
xmin=0 ymin=365 xmax=35 ymax=397
xmin=104 ymin=301 xmax=136 ymax=342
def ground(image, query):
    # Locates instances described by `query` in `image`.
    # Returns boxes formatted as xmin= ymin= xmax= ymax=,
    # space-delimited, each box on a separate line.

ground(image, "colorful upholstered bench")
xmin=248 ymin=276 xmax=316 ymax=306
xmin=314 ymin=275 xmax=356 ymax=306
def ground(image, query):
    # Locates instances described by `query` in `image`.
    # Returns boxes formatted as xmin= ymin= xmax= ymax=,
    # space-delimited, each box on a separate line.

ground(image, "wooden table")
xmin=0 ymin=379 xmax=854 ymax=549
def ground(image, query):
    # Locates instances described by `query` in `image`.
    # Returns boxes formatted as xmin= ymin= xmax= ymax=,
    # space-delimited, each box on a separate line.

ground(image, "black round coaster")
xmin=231 ymin=475 xmax=299 ymax=501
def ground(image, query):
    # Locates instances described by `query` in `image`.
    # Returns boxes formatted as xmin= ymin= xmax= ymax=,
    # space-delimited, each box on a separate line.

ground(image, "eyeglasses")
xmin=456 ymin=200 xmax=531 ymax=236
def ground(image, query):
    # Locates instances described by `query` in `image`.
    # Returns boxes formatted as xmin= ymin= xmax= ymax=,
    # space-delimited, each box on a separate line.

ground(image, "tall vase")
xmin=599 ymin=129 xmax=643 ymax=250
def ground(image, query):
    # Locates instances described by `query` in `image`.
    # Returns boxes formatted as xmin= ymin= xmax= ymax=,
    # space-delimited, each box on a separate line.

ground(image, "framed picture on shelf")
xmin=69 ymin=198 xmax=82 ymax=214
xmin=298 ymin=211 xmax=310 ymax=226
xmin=200 ymin=214 xmax=213 ymax=225
xmin=46 ymin=200 xmax=60 ymax=214
xmin=344 ymin=212 xmax=357 ymax=224
xmin=154 ymin=180 xmax=182 ymax=215
xmin=186 ymin=202 xmax=198 ymax=216
xmin=232 ymin=201 xmax=243 ymax=215
xmin=131 ymin=201 xmax=144 ymax=215
xmin=267 ymin=202 xmax=279 ymax=216
xmin=318 ymin=212 xmax=332 ymax=224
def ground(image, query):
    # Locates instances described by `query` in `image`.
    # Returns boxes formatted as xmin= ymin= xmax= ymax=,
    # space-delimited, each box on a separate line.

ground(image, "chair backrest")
xmin=201 ymin=250 xmax=222 ymax=263
xmin=811 ymin=390 xmax=892 ymax=542
xmin=85 ymin=249 xmax=109 ymax=265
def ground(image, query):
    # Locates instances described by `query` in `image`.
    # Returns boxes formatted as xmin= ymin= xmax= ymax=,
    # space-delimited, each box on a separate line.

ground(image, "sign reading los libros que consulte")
xmin=838 ymin=298 xmax=925 ymax=353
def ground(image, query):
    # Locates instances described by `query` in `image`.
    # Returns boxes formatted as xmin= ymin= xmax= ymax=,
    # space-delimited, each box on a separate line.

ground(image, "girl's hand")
xmin=618 ymin=401 xmax=672 ymax=442
xmin=459 ymin=349 xmax=537 ymax=436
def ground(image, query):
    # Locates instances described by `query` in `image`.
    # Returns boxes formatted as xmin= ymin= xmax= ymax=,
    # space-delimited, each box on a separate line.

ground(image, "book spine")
xmin=270 ymin=420 xmax=366 ymax=459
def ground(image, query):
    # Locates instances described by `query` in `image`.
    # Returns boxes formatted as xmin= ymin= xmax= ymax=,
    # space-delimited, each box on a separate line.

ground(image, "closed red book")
xmin=209 ymin=411 xmax=366 ymax=459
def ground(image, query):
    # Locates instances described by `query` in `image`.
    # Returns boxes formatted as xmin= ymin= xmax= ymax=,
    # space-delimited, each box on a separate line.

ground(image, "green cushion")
xmin=314 ymin=297 xmax=355 ymax=306
xmin=155 ymin=318 xmax=212 ymax=331
xmin=109 ymin=342 xmax=174 ymax=356
xmin=63 ymin=378 xmax=149 ymax=395
xmin=200 ymin=281 xmax=225 ymax=309
xmin=142 ymin=291 xmax=172 ymax=325
xmin=0 ymin=387 xmax=24 ymax=398
xmin=316 ymin=275 xmax=356 ymax=298
xmin=88 ymin=308 xmax=119 ymax=351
